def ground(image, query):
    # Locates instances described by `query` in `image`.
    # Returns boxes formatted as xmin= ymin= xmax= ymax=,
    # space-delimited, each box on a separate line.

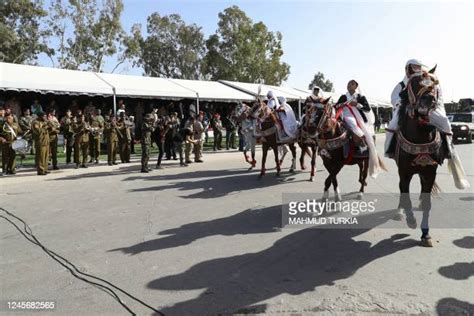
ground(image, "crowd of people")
xmin=0 ymin=97 xmax=247 ymax=176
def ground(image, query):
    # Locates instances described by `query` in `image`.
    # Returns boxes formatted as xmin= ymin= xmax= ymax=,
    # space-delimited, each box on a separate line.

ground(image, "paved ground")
xmin=1 ymin=135 xmax=473 ymax=315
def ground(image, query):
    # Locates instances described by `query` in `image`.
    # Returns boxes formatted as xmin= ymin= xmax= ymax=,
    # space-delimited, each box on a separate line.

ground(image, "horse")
xmin=392 ymin=65 xmax=446 ymax=247
xmin=246 ymin=101 xmax=297 ymax=177
xmin=316 ymin=102 xmax=371 ymax=201
xmin=297 ymin=98 xmax=330 ymax=181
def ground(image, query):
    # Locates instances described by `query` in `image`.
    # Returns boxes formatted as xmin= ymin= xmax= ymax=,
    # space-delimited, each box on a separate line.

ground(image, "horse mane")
xmin=398 ymin=85 xmax=410 ymax=129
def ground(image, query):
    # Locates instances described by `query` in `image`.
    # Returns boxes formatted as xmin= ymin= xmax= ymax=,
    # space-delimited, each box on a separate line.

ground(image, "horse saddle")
xmin=343 ymin=136 xmax=369 ymax=159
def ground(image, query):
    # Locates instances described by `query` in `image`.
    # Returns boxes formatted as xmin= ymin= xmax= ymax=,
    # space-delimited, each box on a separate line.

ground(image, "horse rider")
xmin=336 ymin=80 xmax=384 ymax=178
xmin=385 ymin=59 xmax=469 ymax=189
xmin=276 ymin=96 xmax=298 ymax=142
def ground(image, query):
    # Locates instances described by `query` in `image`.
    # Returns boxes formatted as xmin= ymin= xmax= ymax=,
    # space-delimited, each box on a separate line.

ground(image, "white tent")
xmin=95 ymin=73 xmax=196 ymax=99
xmin=219 ymin=80 xmax=314 ymax=117
xmin=0 ymin=62 xmax=113 ymax=96
xmin=219 ymin=80 xmax=303 ymax=101
xmin=168 ymin=78 xmax=254 ymax=105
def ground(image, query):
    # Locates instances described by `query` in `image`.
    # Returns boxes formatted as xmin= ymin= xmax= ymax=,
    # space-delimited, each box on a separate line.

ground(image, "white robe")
xmin=277 ymin=102 xmax=298 ymax=139
xmin=341 ymin=92 xmax=382 ymax=178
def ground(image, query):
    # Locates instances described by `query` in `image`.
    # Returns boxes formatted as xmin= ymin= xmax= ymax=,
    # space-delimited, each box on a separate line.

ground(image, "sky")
xmin=39 ymin=0 xmax=473 ymax=102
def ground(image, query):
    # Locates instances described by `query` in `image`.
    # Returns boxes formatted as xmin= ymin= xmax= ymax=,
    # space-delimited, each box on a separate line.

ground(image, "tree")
xmin=0 ymin=0 xmax=52 ymax=64
xmin=308 ymin=72 xmax=334 ymax=92
xmin=47 ymin=0 xmax=124 ymax=71
xmin=126 ymin=13 xmax=206 ymax=79
xmin=202 ymin=6 xmax=290 ymax=85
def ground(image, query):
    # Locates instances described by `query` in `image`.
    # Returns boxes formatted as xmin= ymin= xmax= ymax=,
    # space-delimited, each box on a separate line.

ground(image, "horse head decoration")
xmin=399 ymin=65 xmax=439 ymax=126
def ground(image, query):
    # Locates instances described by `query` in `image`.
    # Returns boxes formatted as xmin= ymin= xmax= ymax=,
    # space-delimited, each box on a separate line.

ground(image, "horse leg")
xmin=309 ymin=145 xmax=317 ymax=182
xmin=289 ymin=143 xmax=297 ymax=173
xmin=357 ymin=158 xmax=368 ymax=200
xmin=251 ymin=145 xmax=256 ymax=168
xmin=419 ymin=169 xmax=436 ymax=247
xmin=397 ymin=172 xmax=416 ymax=228
xmin=299 ymin=143 xmax=306 ymax=170
xmin=273 ymin=145 xmax=281 ymax=176
xmin=259 ymin=144 xmax=268 ymax=178
xmin=332 ymin=165 xmax=343 ymax=202
xmin=321 ymin=159 xmax=333 ymax=199
xmin=243 ymin=150 xmax=250 ymax=163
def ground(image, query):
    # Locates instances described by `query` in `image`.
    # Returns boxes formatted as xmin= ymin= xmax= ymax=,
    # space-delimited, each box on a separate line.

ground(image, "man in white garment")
xmin=276 ymin=96 xmax=298 ymax=141
xmin=385 ymin=59 xmax=469 ymax=189
xmin=266 ymin=90 xmax=280 ymax=110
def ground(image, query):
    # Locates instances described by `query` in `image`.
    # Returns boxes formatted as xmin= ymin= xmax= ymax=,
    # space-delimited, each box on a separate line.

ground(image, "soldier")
xmin=164 ymin=113 xmax=178 ymax=160
xmin=0 ymin=113 xmax=22 ymax=175
xmin=210 ymin=113 xmax=223 ymax=151
xmin=88 ymin=111 xmax=104 ymax=164
xmin=173 ymin=124 xmax=196 ymax=167
xmin=47 ymin=109 xmax=61 ymax=170
xmin=19 ymin=107 xmax=34 ymax=158
xmin=30 ymin=99 xmax=44 ymax=117
xmin=223 ymin=113 xmax=237 ymax=150
xmin=117 ymin=112 xmax=131 ymax=163
xmin=72 ymin=114 xmax=90 ymax=169
xmin=104 ymin=115 xmax=119 ymax=165
xmin=31 ymin=111 xmax=50 ymax=175
xmin=184 ymin=115 xmax=195 ymax=164
xmin=141 ymin=114 xmax=155 ymax=173
xmin=61 ymin=109 xmax=75 ymax=164
xmin=154 ymin=116 xmax=169 ymax=169
xmin=193 ymin=112 xmax=205 ymax=163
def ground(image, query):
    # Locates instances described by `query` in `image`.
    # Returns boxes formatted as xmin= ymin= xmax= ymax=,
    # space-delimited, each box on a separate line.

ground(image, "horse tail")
xmin=378 ymin=155 xmax=388 ymax=172
xmin=431 ymin=181 xmax=441 ymax=196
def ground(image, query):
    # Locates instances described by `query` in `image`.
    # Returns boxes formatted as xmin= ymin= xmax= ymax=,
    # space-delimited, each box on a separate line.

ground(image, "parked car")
xmin=448 ymin=112 xmax=474 ymax=143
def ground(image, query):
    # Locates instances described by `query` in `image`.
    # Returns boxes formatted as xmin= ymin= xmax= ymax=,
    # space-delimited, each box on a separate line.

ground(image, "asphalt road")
xmin=1 ymin=134 xmax=473 ymax=315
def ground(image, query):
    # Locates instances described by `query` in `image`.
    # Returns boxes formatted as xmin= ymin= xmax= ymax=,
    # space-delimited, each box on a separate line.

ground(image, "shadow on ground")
xmin=129 ymin=169 xmax=304 ymax=199
xmin=436 ymin=298 xmax=474 ymax=315
xmin=109 ymin=205 xmax=282 ymax=255
xmin=144 ymin=210 xmax=417 ymax=315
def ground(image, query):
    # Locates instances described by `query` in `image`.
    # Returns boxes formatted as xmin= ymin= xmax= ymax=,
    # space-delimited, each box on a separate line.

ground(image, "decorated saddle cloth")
xmin=343 ymin=136 xmax=370 ymax=159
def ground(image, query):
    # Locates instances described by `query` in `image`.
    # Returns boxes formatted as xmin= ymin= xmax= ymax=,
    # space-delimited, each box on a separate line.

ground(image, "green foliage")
xmin=202 ymin=6 xmax=290 ymax=85
xmin=125 ymin=13 xmax=206 ymax=79
xmin=308 ymin=72 xmax=334 ymax=92
xmin=47 ymin=0 xmax=124 ymax=71
xmin=0 ymin=0 xmax=52 ymax=64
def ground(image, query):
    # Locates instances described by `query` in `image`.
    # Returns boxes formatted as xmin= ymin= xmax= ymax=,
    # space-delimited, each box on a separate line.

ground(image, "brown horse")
xmin=392 ymin=65 xmax=446 ymax=247
xmin=252 ymin=101 xmax=281 ymax=178
xmin=316 ymin=103 xmax=370 ymax=201
xmin=298 ymin=98 xmax=330 ymax=181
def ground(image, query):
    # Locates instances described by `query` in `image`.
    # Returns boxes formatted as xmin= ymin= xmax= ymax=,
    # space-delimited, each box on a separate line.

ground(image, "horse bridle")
xmin=406 ymin=72 xmax=439 ymax=118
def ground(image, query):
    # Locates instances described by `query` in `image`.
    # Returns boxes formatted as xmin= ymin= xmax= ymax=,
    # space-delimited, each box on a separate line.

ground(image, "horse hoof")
xmin=392 ymin=212 xmax=404 ymax=221
xmin=309 ymin=177 xmax=314 ymax=182
xmin=356 ymin=192 xmax=364 ymax=200
xmin=248 ymin=166 xmax=254 ymax=171
xmin=406 ymin=215 xmax=417 ymax=229
xmin=289 ymin=168 xmax=295 ymax=173
xmin=301 ymin=165 xmax=306 ymax=170
xmin=420 ymin=237 xmax=433 ymax=247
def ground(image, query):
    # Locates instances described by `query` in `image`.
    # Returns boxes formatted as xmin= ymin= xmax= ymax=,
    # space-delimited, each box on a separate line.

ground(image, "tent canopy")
xmin=0 ymin=62 xmax=391 ymax=106
xmin=0 ymin=62 xmax=113 ymax=96
xmin=219 ymin=80 xmax=305 ymax=101
xmin=168 ymin=79 xmax=254 ymax=102
xmin=96 ymin=73 xmax=196 ymax=100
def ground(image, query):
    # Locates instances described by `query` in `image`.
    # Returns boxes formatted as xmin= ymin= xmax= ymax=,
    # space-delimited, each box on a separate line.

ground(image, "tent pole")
xmin=196 ymin=93 xmax=200 ymax=114
xmin=298 ymin=98 xmax=302 ymax=120
xmin=113 ymin=87 xmax=117 ymax=115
